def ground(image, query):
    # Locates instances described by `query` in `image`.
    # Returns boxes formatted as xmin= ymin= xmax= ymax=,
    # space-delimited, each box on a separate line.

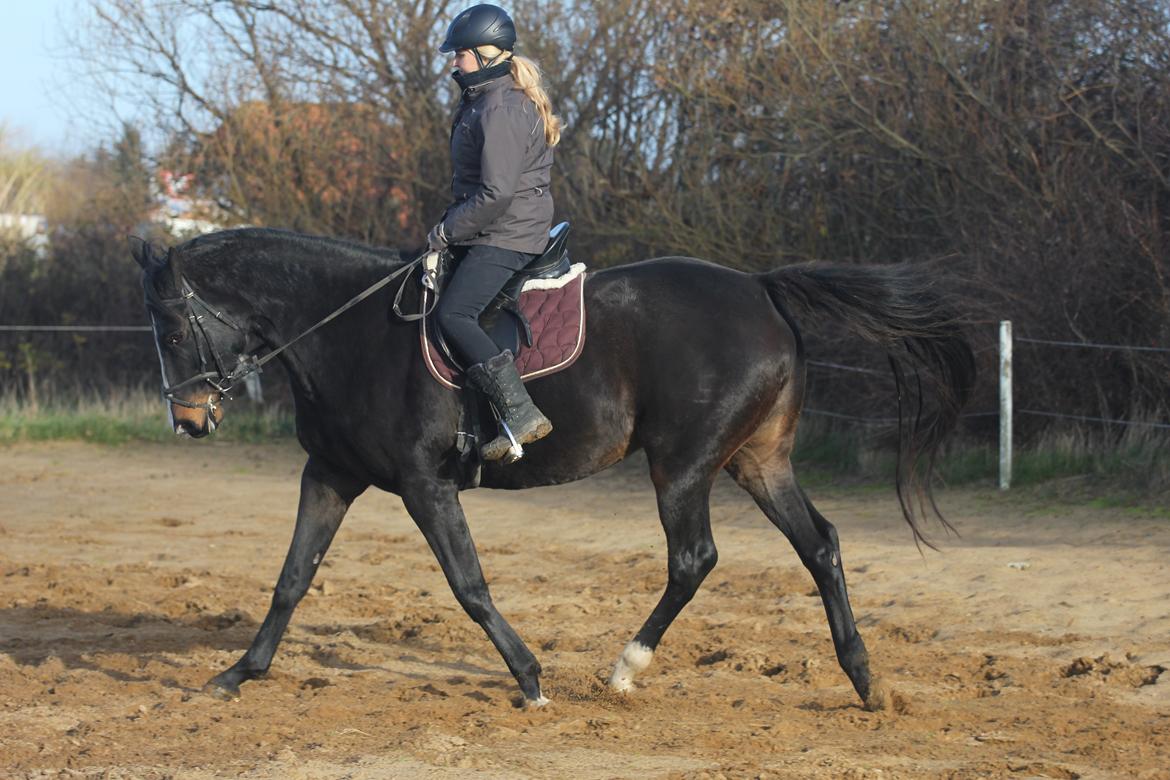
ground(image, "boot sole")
xmin=481 ymin=420 xmax=553 ymax=461
xmin=519 ymin=419 xmax=553 ymax=444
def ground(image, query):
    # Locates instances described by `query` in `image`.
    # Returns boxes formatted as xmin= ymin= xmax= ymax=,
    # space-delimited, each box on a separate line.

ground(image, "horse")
xmin=131 ymin=227 xmax=975 ymax=710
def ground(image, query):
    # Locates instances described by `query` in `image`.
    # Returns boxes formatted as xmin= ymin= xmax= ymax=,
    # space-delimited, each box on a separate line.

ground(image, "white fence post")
xmin=244 ymin=372 xmax=264 ymax=403
xmin=999 ymin=320 xmax=1013 ymax=490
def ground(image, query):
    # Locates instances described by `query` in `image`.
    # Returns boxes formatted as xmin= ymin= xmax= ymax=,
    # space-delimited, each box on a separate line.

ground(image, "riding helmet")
xmin=439 ymin=4 xmax=517 ymax=53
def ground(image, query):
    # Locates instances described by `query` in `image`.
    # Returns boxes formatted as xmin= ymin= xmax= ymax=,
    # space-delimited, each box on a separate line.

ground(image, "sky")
xmin=0 ymin=0 xmax=94 ymax=154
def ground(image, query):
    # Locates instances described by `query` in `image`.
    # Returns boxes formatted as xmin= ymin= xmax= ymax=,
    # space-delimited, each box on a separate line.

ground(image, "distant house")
xmin=0 ymin=212 xmax=49 ymax=257
xmin=147 ymin=169 xmax=224 ymax=238
xmin=141 ymin=101 xmax=415 ymax=242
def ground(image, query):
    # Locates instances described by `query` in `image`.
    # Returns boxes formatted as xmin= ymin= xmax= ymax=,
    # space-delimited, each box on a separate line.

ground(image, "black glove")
xmin=427 ymin=222 xmax=449 ymax=252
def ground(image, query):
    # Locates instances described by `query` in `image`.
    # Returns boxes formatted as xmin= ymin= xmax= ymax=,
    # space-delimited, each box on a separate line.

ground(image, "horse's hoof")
xmin=608 ymin=641 xmax=654 ymax=693
xmin=862 ymin=678 xmax=890 ymax=712
xmin=524 ymin=695 xmax=551 ymax=710
xmin=203 ymin=680 xmax=241 ymax=702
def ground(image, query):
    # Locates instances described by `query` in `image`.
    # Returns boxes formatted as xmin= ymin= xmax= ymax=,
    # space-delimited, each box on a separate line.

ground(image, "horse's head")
xmin=132 ymin=237 xmax=248 ymax=438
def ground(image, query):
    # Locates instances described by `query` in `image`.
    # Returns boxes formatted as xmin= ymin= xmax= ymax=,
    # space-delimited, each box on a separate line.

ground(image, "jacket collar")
xmin=452 ymin=62 xmax=512 ymax=99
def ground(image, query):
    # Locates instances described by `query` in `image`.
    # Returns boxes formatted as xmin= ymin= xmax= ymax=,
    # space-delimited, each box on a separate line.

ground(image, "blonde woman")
xmin=428 ymin=3 xmax=563 ymax=462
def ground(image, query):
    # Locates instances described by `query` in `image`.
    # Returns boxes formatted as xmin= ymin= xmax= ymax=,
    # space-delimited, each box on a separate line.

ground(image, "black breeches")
xmin=436 ymin=244 xmax=536 ymax=366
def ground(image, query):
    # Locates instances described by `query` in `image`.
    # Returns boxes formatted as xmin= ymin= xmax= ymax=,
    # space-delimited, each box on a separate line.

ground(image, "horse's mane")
xmin=144 ymin=228 xmax=411 ymax=318
xmin=177 ymin=227 xmax=411 ymax=267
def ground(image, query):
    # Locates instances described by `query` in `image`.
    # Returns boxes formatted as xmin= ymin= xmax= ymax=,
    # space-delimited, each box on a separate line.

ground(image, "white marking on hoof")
xmin=525 ymin=695 xmax=550 ymax=709
xmin=608 ymin=641 xmax=654 ymax=693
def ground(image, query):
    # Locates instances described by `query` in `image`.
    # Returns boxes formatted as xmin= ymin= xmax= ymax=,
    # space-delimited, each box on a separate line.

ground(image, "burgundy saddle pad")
xmin=421 ymin=265 xmax=587 ymax=390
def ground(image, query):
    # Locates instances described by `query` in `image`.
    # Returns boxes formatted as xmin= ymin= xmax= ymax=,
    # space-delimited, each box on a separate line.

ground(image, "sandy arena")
xmin=2 ymin=441 xmax=1169 ymax=778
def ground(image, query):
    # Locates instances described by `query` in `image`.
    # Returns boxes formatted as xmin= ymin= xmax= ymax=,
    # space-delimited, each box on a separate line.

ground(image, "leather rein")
xmin=155 ymin=252 xmax=441 ymax=412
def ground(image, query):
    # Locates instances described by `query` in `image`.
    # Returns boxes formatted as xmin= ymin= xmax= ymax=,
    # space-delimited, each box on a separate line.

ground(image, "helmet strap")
xmin=473 ymin=47 xmax=509 ymax=71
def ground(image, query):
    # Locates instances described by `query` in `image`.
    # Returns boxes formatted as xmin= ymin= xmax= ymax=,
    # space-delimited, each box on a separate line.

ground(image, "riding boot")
xmin=465 ymin=350 xmax=552 ymax=462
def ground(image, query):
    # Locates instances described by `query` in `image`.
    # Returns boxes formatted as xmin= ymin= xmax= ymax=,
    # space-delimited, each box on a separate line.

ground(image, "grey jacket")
xmin=441 ymin=71 xmax=554 ymax=255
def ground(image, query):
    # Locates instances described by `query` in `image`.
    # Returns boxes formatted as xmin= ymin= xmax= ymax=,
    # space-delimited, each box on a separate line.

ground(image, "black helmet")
xmin=439 ymin=4 xmax=516 ymax=53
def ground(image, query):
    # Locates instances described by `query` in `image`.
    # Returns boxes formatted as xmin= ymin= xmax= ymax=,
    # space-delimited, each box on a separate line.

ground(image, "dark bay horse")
xmin=132 ymin=228 xmax=974 ymax=710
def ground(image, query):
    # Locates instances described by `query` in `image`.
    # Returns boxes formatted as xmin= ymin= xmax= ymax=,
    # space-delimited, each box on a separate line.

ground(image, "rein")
xmin=158 ymin=252 xmax=435 ymax=411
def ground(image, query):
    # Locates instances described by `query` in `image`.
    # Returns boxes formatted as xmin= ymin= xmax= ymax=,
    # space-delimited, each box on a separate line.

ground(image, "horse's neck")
xmin=192 ymin=241 xmax=400 ymax=334
xmin=188 ymin=238 xmax=406 ymax=409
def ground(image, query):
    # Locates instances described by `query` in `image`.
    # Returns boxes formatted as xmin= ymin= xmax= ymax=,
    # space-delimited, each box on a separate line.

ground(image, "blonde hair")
xmin=476 ymin=46 xmax=563 ymax=147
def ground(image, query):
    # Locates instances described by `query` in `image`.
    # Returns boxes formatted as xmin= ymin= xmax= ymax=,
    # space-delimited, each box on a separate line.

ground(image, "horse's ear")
xmin=129 ymin=235 xmax=149 ymax=268
xmin=129 ymin=235 xmax=153 ymax=269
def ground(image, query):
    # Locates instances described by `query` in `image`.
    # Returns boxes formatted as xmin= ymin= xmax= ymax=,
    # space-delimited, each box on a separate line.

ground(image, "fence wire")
xmin=1017 ymin=336 xmax=1170 ymax=355
xmin=3 ymin=323 xmax=1168 ymax=431
xmin=1018 ymin=409 xmax=1170 ymax=431
xmin=0 ymin=325 xmax=151 ymax=332
xmin=807 ymin=359 xmax=886 ymax=377
xmin=804 ymin=330 xmax=1169 ymax=430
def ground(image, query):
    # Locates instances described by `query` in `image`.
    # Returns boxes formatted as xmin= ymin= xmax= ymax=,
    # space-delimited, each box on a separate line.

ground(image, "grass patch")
xmin=793 ymin=414 xmax=1170 ymax=500
xmin=792 ymin=418 xmax=898 ymax=488
xmin=1007 ymin=424 xmax=1168 ymax=494
xmin=0 ymin=387 xmax=295 ymax=445
xmin=4 ymin=387 xmax=1167 ymax=504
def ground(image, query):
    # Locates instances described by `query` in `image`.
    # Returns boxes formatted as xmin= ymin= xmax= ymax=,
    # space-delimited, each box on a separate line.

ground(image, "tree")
xmin=52 ymin=0 xmax=1170 ymax=422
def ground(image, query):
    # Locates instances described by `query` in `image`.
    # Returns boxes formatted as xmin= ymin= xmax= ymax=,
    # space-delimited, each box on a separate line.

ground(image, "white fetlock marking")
xmin=526 ymin=695 xmax=550 ymax=709
xmin=609 ymin=641 xmax=654 ymax=693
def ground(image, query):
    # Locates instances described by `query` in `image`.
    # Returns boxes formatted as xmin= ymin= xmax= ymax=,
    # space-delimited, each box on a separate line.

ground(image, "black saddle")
xmin=431 ymin=222 xmax=572 ymax=371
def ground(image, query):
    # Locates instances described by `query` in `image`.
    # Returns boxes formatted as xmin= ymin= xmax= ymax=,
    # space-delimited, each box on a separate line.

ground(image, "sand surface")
xmin=2 ymin=441 xmax=1169 ymax=779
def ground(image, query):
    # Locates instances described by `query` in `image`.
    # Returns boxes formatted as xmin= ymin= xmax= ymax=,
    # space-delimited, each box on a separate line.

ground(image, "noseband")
xmin=154 ymin=255 xmax=428 ymax=413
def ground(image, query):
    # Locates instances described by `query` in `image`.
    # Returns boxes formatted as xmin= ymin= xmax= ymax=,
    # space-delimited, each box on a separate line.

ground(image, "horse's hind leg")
xmin=725 ymin=444 xmax=885 ymax=710
xmin=205 ymin=457 xmax=367 ymax=700
xmin=609 ymin=465 xmax=718 ymax=693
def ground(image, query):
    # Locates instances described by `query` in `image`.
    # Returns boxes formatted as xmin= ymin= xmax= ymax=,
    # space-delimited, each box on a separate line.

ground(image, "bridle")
xmin=153 ymin=252 xmax=439 ymax=414
xmin=155 ymin=278 xmax=249 ymax=412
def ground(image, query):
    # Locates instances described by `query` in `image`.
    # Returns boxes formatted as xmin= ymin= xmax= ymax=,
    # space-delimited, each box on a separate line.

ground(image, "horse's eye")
xmin=167 ymin=332 xmax=184 ymax=345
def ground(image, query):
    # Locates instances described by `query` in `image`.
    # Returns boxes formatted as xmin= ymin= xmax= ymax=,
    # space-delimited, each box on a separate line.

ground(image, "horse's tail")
xmin=758 ymin=262 xmax=977 ymax=547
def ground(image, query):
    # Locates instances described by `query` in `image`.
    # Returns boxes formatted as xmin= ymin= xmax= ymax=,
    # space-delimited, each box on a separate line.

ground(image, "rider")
xmin=428 ymin=3 xmax=562 ymax=462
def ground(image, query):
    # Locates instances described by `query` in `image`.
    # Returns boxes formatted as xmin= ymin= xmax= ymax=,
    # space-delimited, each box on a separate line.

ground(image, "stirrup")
xmin=497 ymin=419 xmax=524 ymax=463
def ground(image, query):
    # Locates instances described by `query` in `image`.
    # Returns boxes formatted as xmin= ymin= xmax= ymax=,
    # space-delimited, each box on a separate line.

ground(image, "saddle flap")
xmin=422 ymin=263 xmax=587 ymax=390
xmin=527 ymin=222 xmax=571 ymax=278
xmin=494 ymin=222 xmax=572 ymax=309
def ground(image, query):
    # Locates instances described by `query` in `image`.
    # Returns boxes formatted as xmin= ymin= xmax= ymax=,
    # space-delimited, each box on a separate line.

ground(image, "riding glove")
xmin=427 ymin=222 xmax=449 ymax=252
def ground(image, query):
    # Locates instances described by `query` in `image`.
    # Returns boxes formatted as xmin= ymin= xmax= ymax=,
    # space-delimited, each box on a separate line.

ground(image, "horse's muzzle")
xmin=171 ymin=394 xmax=224 ymax=437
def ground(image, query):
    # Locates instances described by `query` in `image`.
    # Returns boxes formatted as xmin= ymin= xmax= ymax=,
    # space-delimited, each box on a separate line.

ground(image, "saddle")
xmin=421 ymin=222 xmax=587 ymax=390
xmin=405 ymin=223 xmax=585 ymax=489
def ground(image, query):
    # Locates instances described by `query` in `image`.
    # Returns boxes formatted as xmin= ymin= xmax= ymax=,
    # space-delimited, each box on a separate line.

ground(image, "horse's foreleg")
xmin=204 ymin=457 xmax=366 ymax=700
xmin=400 ymin=479 xmax=546 ymax=707
xmin=609 ymin=472 xmax=718 ymax=693
xmin=726 ymin=448 xmax=883 ymax=710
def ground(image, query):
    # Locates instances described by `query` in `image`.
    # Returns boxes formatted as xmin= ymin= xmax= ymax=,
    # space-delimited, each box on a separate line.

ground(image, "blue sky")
xmin=0 ymin=0 xmax=90 ymax=154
